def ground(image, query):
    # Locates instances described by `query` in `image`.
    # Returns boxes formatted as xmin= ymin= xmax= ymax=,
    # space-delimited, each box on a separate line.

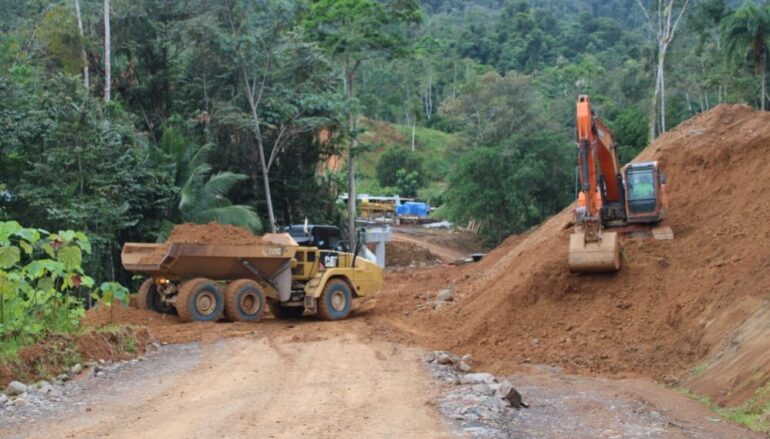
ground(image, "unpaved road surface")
xmin=0 ymin=332 xmax=453 ymax=439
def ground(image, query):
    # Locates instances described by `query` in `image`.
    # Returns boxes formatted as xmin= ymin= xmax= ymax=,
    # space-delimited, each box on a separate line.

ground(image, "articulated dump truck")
xmin=121 ymin=233 xmax=383 ymax=323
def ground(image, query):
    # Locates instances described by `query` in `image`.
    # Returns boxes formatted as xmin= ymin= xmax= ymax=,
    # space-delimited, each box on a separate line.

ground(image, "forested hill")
xmin=0 ymin=0 xmax=765 ymax=286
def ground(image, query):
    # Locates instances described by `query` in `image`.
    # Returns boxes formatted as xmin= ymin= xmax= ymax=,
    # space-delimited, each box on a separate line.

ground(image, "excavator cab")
xmin=623 ymin=161 xmax=668 ymax=224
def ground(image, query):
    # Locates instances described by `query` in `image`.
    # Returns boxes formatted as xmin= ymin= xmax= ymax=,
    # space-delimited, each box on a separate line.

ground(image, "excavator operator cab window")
xmin=626 ymin=168 xmax=657 ymax=214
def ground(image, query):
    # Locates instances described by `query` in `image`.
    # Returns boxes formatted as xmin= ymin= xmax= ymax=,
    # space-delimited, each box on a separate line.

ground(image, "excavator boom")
xmin=569 ymin=95 xmax=622 ymax=272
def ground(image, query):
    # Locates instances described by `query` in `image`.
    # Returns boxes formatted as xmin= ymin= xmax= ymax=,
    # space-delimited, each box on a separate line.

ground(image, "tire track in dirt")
xmin=1 ymin=331 xmax=453 ymax=439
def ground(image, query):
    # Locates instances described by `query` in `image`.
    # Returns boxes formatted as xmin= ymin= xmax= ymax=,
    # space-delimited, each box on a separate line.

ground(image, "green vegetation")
xmin=677 ymin=386 xmax=770 ymax=433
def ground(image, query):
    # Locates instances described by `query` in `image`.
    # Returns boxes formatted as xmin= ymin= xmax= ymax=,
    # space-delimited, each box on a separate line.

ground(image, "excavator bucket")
xmin=568 ymin=230 xmax=621 ymax=272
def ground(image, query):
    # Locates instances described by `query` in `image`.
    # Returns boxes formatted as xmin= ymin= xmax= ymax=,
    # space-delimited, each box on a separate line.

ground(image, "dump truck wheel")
xmin=136 ymin=279 xmax=154 ymax=310
xmin=317 ymin=278 xmax=352 ymax=321
xmin=267 ymin=299 xmax=305 ymax=319
xmin=137 ymin=278 xmax=174 ymax=314
xmin=224 ymin=280 xmax=266 ymax=323
xmin=176 ymin=278 xmax=224 ymax=323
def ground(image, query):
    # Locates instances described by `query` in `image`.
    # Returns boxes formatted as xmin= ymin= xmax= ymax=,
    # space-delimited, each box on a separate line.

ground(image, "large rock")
xmin=436 ymin=286 xmax=454 ymax=302
xmin=0 ymin=394 xmax=7 ymax=405
xmin=454 ymin=361 xmax=472 ymax=373
xmin=5 ymin=381 xmax=27 ymax=396
xmin=459 ymin=373 xmax=497 ymax=385
xmin=434 ymin=351 xmax=458 ymax=365
xmin=498 ymin=380 xmax=527 ymax=409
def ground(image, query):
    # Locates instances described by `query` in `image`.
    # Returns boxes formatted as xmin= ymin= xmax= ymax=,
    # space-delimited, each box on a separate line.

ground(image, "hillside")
xmin=356 ymin=118 xmax=457 ymax=202
xmin=376 ymin=104 xmax=770 ymax=417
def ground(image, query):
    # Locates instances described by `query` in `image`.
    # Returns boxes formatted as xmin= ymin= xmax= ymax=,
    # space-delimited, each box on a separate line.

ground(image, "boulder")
xmin=454 ymin=361 xmax=472 ymax=373
xmin=434 ymin=351 xmax=458 ymax=365
xmin=459 ymin=373 xmax=497 ymax=385
xmin=5 ymin=381 xmax=27 ymax=396
xmin=436 ymin=287 xmax=454 ymax=302
xmin=498 ymin=380 xmax=527 ymax=409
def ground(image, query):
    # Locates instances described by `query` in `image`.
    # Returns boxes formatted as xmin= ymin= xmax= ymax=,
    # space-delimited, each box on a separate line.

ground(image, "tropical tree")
xmin=722 ymin=0 xmax=770 ymax=110
xmin=156 ymin=127 xmax=262 ymax=238
xmin=304 ymin=0 xmax=422 ymax=241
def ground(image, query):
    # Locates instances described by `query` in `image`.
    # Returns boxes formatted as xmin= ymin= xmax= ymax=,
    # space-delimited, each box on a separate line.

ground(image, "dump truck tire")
xmin=136 ymin=279 xmax=154 ymax=310
xmin=176 ymin=278 xmax=224 ymax=323
xmin=137 ymin=278 xmax=175 ymax=314
xmin=267 ymin=299 xmax=305 ymax=319
xmin=317 ymin=278 xmax=352 ymax=321
xmin=224 ymin=280 xmax=266 ymax=323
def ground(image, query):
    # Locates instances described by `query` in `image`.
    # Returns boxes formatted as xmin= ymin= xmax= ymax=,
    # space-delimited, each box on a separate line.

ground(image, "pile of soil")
xmin=140 ymin=223 xmax=262 ymax=264
xmin=165 ymin=223 xmax=262 ymax=245
xmin=376 ymin=104 xmax=770 ymax=407
xmin=375 ymin=241 xmax=443 ymax=268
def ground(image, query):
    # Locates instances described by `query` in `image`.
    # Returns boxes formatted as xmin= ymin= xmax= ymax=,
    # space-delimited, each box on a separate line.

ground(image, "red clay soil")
xmin=0 ymin=326 xmax=151 ymax=387
xmin=140 ymin=223 xmax=262 ymax=264
xmin=82 ymin=302 xmax=283 ymax=345
xmin=373 ymin=241 xmax=443 ymax=268
xmin=374 ymin=104 xmax=770 ymax=408
xmin=164 ymin=223 xmax=263 ymax=246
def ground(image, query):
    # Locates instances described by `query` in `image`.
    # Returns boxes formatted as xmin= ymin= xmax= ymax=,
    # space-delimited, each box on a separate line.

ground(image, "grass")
xmin=676 ymin=386 xmax=770 ymax=433
xmin=357 ymin=118 xmax=458 ymax=188
xmin=689 ymin=362 xmax=708 ymax=377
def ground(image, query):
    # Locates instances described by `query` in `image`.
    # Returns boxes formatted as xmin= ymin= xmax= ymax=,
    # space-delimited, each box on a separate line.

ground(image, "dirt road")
xmin=0 ymin=331 xmax=453 ymax=439
xmin=0 ymin=313 xmax=762 ymax=439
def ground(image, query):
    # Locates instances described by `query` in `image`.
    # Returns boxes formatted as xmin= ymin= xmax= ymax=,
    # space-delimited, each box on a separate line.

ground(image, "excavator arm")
xmin=575 ymin=95 xmax=624 ymax=223
xmin=569 ymin=95 xmax=622 ymax=272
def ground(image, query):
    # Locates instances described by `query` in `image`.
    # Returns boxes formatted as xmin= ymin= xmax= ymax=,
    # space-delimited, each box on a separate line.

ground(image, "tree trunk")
xmin=103 ymin=0 xmax=110 ymax=102
xmin=660 ymin=46 xmax=666 ymax=133
xmin=244 ymin=78 xmax=277 ymax=233
xmin=74 ymin=0 xmax=89 ymax=90
xmin=762 ymin=52 xmax=767 ymax=111
xmin=411 ymin=121 xmax=416 ymax=152
xmin=346 ymin=66 xmax=357 ymax=244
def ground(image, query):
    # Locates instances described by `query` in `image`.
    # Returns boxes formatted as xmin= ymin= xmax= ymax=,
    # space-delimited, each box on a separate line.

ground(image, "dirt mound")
xmin=376 ymin=241 xmax=443 ymax=267
xmin=377 ymin=104 xmax=770 ymax=407
xmin=165 ymin=223 xmax=262 ymax=245
xmin=140 ymin=223 xmax=261 ymax=264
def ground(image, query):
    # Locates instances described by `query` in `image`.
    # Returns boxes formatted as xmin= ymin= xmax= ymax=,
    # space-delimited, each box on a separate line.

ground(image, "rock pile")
xmin=426 ymin=350 xmax=528 ymax=429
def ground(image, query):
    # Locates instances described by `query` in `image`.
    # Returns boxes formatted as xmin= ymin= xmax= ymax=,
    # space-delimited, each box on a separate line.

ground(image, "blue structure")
xmin=396 ymin=202 xmax=429 ymax=218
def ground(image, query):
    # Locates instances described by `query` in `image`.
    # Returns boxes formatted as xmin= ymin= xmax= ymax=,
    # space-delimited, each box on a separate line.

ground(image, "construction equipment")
xmin=569 ymin=95 xmax=669 ymax=272
xmin=121 ymin=231 xmax=383 ymax=323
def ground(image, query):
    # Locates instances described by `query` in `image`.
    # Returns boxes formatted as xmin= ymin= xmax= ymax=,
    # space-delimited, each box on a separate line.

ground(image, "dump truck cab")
xmin=284 ymin=224 xmax=345 ymax=251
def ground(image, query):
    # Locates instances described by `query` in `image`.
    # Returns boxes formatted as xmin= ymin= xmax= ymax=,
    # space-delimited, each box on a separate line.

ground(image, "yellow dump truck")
xmin=121 ymin=233 xmax=383 ymax=323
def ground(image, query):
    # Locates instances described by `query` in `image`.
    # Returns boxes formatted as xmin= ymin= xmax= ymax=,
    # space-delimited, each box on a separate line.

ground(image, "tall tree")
xmin=74 ymin=0 xmax=89 ymax=90
xmin=304 ymin=0 xmax=421 ymax=241
xmin=103 ymin=0 xmax=110 ymax=102
xmin=222 ymin=1 xmax=339 ymax=232
xmin=635 ymin=0 xmax=691 ymax=137
xmin=722 ymin=0 xmax=770 ymax=111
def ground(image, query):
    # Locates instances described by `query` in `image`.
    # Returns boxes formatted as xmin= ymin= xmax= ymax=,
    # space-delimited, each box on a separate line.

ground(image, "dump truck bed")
xmin=121 ymin=233 xmax=298 ymax=281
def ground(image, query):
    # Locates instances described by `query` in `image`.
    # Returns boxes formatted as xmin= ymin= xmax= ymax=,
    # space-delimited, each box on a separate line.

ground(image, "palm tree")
xmin=156 ymin=127 xmax=261 ymax=240
xmin=722 ymin=1 xmax=770 ymax=110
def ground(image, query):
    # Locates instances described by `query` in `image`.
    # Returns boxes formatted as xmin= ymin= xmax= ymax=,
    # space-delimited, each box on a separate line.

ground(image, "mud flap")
xmin=568 ymin=230 xmax=621 ymax=272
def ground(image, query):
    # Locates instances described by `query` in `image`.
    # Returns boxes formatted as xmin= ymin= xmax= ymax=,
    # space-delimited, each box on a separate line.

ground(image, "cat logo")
xmin=323 ymin=254 xmax=338 ymax=268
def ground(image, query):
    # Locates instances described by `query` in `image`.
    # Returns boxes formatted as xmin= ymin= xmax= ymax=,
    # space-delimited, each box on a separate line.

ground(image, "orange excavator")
xmin=569 ymin=95 xmax=669 ymax=272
